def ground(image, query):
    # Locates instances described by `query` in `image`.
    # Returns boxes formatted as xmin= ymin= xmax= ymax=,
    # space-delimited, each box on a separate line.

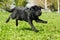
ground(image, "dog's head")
xmin=30 ymin=5 xmax=43 ymax=17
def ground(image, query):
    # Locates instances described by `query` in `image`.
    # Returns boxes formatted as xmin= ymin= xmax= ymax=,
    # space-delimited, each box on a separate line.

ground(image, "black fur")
xmin=6 ymin=5 xmax=47 ymax=32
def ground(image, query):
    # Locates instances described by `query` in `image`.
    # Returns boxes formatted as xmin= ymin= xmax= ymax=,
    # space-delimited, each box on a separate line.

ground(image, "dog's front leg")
xmin=28 ymin=19 xmax=39 ymax=32
xmin=35 ymin=18 xmax=47 ymax=23
xmin=16 ymin=16 xmax=19 ymax=26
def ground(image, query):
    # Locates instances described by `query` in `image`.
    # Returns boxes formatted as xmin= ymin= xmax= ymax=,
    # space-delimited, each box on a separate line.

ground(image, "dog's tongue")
xmin=26 ymin=3 xmax=36 ymax=8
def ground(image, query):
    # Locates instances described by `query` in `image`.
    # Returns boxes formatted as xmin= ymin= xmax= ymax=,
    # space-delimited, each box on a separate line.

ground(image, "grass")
xmin=0 ymin=11 xmax=60 ymax=40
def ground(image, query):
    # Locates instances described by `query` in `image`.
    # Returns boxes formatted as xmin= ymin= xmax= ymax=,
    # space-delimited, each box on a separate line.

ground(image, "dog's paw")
xmin=6 ymin=20 xmax=8 ymax=23
xmin=34 ymin=30 xmax=39 ymax=32
xmin=42 ymin=21 xmax=47 ymax=23
xmin=43 ymin=21 xmax=47 ymax=23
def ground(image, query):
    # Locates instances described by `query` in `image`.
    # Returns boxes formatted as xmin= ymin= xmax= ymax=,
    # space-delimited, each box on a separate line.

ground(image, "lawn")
xmin=0 ymin=11 xmax=60 ymax=40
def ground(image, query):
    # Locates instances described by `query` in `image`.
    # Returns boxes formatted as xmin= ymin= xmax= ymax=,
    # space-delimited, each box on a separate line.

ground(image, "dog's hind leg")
xmin=16 ymin=16 xmax=19 ymax=26
xmin=6 ymin=16 xmax=10 ymax=23
xmin=6 ymin=13 xmax=13 ymax=23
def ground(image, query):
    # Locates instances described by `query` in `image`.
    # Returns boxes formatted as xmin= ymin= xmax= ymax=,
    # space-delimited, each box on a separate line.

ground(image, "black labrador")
xmin=6 ymin=5 xmax=47 ymax=32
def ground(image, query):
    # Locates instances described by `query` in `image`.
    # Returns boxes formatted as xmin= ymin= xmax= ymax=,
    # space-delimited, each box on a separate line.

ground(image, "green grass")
xmin=0 ymin=11 xmax=60 ymax=40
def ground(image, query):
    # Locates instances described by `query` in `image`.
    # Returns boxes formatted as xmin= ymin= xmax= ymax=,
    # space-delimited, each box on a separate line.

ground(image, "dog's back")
xmin=11 ymin=7 xmax=30 ymax=21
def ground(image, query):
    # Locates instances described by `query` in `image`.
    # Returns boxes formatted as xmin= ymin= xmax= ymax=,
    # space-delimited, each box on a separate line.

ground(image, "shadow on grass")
xmin=17 ymin=27 xmax=44 ymax=32
xmin=20 ymin=28 xmax=32 ymax=31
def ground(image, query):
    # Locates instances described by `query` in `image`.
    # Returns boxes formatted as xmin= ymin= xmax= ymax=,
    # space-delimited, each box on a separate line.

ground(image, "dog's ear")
xmin=30 ymin=5 xmax=39 ymax=11
xmin=30 ymin=6 xmax=35 ymax=10
xmin=30 ymin=5 xmax=44 ymax=10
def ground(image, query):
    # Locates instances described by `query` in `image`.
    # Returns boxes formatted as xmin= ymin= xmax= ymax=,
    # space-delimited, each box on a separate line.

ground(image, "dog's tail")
xmin=5 ymin=7 xmax=15 ymax=12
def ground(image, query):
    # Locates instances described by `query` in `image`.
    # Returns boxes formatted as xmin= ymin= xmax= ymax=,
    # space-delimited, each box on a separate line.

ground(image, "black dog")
xmin=6 ymin=5 xmax=47 ymax=32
